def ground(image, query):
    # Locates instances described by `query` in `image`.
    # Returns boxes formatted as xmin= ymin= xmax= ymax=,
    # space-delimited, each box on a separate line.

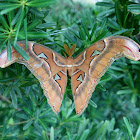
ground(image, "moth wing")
xmin=71 ymin=68 xmax=94 ymax=116
xmin=72 ymin=38 xmax=121 ymax=116
xmin=0 ymin=41 xmax=67 ymax=114
xmin=25 ymin=42 xmax=68 ymax=114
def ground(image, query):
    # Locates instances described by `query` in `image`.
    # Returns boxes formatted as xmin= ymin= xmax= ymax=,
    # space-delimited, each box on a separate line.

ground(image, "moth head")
xmin=122 ymin=39 xmax=140 ymax=61
xmin=64 ymin=44 xmax=76 ymax=57
xmin=0 ymin=47 xmax=19 ymax=68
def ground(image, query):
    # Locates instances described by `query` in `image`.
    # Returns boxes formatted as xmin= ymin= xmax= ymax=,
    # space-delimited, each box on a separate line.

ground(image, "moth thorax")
xmin=66 ymin=57 xmax=73 ymax=66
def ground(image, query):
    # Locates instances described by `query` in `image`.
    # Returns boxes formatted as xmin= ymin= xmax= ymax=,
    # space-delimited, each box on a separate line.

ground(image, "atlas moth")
xmin=0 ymin=36 xmax=140 ymax=116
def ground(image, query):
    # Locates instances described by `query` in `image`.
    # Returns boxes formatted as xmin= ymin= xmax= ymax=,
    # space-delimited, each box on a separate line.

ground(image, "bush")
xmin=0 ymin=0 xmax=140 ymax=139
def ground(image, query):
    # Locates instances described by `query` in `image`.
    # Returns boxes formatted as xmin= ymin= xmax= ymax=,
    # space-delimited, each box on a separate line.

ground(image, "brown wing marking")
xmin=71 ymin=69 xmax=85 ymax=95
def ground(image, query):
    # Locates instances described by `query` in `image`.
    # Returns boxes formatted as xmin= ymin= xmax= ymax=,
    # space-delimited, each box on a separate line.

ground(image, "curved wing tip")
xmin=76 ymin=108 xmax=86 ymax=117
xmin=53 ymin=109 xmax=59 ymax=115
xmin=76 ymin=112 xmax=82 ymax=117
xmin=48 ymin=102 xmax=60 ymax=115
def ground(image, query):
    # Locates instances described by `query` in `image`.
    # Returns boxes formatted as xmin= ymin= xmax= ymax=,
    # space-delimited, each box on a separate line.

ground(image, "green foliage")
xmin=96 ymin=0 xmax=140 ymax=36
xmin=0 ymin=0 xmax=57 ymax=60
xmin=0 ymin=0 xmax=140 ymax=139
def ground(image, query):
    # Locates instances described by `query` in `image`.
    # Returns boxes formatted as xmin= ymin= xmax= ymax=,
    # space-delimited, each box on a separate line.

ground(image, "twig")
xmin=0 ymin=94 xmax=11 ymax=104
xmin=0 ymin=118 xmax=35 ymax=128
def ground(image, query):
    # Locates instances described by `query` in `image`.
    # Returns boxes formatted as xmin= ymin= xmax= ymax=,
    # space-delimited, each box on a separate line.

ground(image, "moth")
xmin=0 ymin=36 xmax=140 ymax=116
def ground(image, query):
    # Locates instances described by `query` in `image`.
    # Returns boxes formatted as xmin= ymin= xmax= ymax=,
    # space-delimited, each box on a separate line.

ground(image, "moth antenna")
xmin=64 ymin=44 xmax=70 ymax=56
xmin=69 ymin=44 xmax=76 ymax=56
